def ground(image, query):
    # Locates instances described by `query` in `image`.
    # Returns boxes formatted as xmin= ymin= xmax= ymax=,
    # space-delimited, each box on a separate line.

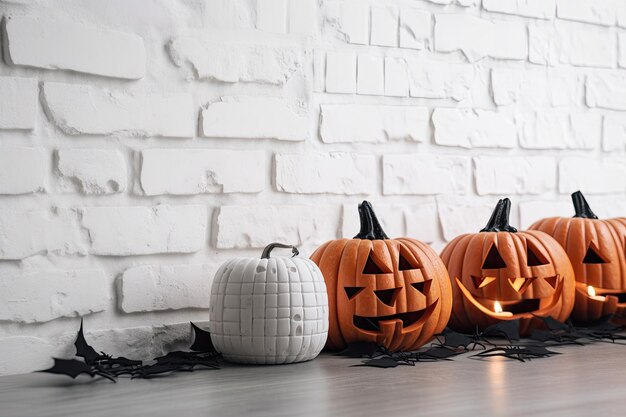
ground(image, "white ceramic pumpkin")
xmin=209 ymin=243 xmax=329 ymax=364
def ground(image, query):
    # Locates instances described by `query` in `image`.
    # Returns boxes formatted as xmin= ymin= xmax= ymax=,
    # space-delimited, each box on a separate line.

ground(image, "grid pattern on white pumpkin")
xmin=210 ymin=256 xmax=328 ymax=363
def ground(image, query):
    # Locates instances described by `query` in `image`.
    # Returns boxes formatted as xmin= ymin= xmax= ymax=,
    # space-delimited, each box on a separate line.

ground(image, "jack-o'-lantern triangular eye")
xmin=398 ymin=253 xmax=420 ymax=271
xmin=482 ymin=244 xmax=506 ymax=269
xmin=527 ymin=242 xmax=549 ymax=267
xmin=362 ymin=251 xmax=391 ymax=274
xmin=345 ymin=287 xmax=365 ymax=300
xmin=411 ymin=280 xmax=432 ymax=295
xmin=583 ymin=245 xmax=608 ymax=264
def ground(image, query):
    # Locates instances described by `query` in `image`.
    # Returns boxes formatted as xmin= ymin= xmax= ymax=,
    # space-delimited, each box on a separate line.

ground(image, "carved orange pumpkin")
xmin=530 ymin=191 xmax=626 ymax=324
xmin=441 ymin=198 xmax=575 ymax=336
xmin=311 ymin=201 xmax=452 ymax=352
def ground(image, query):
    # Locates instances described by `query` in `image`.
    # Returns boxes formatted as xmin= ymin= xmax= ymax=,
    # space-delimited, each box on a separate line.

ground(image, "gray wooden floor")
xmin=1 ymin=344 xmax=625 ymax=417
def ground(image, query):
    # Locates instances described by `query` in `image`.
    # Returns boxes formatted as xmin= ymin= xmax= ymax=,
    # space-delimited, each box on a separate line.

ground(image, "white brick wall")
xmin=1 ymin=0 xmax=624 ymax=376
xmin=119 ymin=264 xmax=220 ymax=313
xmin=57 ymin=149 xmax=127 ymax=194
xmin=0 ymin=77 xmax=38 ymax=129
xmin=4 ymin=16 xmax=146 ymax=79
xmin=80 ymin=205 xmax=207 ymax=256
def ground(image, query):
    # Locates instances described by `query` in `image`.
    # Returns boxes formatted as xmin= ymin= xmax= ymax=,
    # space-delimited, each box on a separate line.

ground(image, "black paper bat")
xmin=190 ymin=323 xmax=217 ymax=352
xmin=74 ymin=319 xmax=101 ymax=364
xmin=38 ymin=321 xmax=221 ymax=382
xmin=39 ymin=358 xmax=116 ymax=382
xmin=471 ymin=345 xmax=561 ymax=362
xmin=354 ymin=357 xmax=403 ymax=368
xmin=481 ymin=320 xmax=520 ymax=342
xmin=336 ymin=342 xmax=383 ymax=358
xmin=418 ymin=347 xmax=464 ymax=360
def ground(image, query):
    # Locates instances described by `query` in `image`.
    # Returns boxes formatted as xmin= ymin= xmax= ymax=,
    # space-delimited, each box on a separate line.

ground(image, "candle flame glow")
xmin=588 ymin=285 xmax=596 ymax=297
xmin=494 ymin=300 xmax=503 ymax=314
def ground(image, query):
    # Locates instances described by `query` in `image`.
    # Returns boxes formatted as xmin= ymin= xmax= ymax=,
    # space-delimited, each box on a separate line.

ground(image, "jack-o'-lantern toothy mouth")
xmin=455 ymin=276 xmax=563 ymax=318
xmin=352 ymin=300 xmax=439 ymax=334
xmin=576 ymin=283 xmax=626 ymax=307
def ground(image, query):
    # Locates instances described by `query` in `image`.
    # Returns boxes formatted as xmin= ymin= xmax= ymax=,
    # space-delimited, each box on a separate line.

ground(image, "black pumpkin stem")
xmin=571 ymin=191 xmax=598 ymax=219
xmin=354 ymin=201 xmax=389 ymax=240
xmin=480 ymin=198 xmax=518 ymax=233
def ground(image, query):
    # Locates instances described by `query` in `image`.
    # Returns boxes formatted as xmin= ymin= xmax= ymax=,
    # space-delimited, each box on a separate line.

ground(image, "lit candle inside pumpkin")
xmin=587 ymin=285 xmax=606 ymax=302
xmin=493 ymin=301 xmax=513 ymax=317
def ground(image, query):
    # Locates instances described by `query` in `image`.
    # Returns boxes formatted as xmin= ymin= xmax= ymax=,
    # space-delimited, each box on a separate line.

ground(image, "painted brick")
xmin=57 ymin=149 xmax=126 ymax=194
xmin=0 ymin=266 xmax=109 ymax=323
xmin=383 ymin=154 xmax=471 ymax=195
xmin=432 ymin=108 xmax=517 ymax=148
xmin=339 ymin=1 xmax=370 ymax=45
xmin=408 ymin=61 xmax=475 ymax=100
xmin=491 ymin=67 xmax=583 ymax=107
xmin=325 ymin=51 xmax=357 ymax=94
xmin=370 ymin=5 xmax=398 ymax=47
xmin=200 ymin=0 xmax=255 ymax=30
xmin=80 ymin=205 xmax=207 ymax=256
xmin=357 ymin=55 xmax=384 ymax=95
xmin=482 ymin=0 xmax=556 ymax=19
xmin=275 ymin=153 xmax=375 ymax=195
xmin=42 ymin=82 xmax=194 ymax=138
xmin=313 ymin=50 xmax=326 ymax=92
xmin=0 ymin=209 xmax=86 ymax=260
xmin=200 ymin=97 xmax=309 ymax=141
xmin=82 ymin=322 xmax=194 ymax=368
xmin=140 ymin=149 xmax=265 ymax=195
xmin=167 ymin=38 xmax=301 ymax=85
xmin=587 ymin=72 xmax=626 ymax=110
xmin=474 ymin=156 xmax=557 ymax=195
xmin=559 ymin=157 xmax=626 ymax=194
xmin=406 ymin=203 xmax=441 ymax=243
xmin=320 ymin=104 xmax=429 ymax=143
xmin=437 ymin=199 xmax=495 ymax=242
xmin=120 ymin=264 xmax=219 ymax=313
xmin=3 ymin=16 xmax=145 ymax=79
xmin=0 ymin=76 xmax=37 ymax=130
xmin=256 ymin=0 xmax=288 ymax=34
xmin=603 ymin=115 xmax=626 ymax=151
xmin=216 ymin=205 xmax=339 ymax=249
xmin=620 ymin=33 xmax=626 ymax=68
xmin=0 ymin=148 xmax=46 ymax=194
xmin=519 ymin=200 xmax=572 ymax=229
xmin=529 ymin=22 xmax=616 ymax=68
xmin=289 ymin=0 xmax=317 ymax=35
xmin=399 ymin=8 xmax=431 ymax=50
xmin=384 ymin=57 xmax=409 ymax=97
xmin=434 ymin=14 xmax=527 ymax=61
xmin=556 ymin=0 xmax=619 ymax=26
xmin=0 ymin=337 xmax=56 ymax=376
xmin=519 ymin=111 xmax=601 ymax=149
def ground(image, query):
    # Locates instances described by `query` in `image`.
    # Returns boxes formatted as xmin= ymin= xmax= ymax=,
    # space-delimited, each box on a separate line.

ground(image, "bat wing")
xmin=39 ymin=358 xmax=94 ymax=379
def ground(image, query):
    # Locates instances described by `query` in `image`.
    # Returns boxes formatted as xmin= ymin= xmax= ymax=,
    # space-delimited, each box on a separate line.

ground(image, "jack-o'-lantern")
xmin=310 ymin=201 xmax=452 ymax=352
xmin=441 ymin=198 xmax=575 ymax=336
xmin=530 ymin=191 xmax=626 ymax=324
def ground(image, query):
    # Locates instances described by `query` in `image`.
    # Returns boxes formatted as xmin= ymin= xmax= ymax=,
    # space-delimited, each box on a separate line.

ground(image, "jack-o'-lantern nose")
xmin=374 ymin=288 xmax=399 ymax=306
xmin=508 ymin=277 xmax=536 ymax=293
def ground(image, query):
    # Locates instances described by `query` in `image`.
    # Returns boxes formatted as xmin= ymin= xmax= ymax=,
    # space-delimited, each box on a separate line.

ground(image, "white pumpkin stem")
xmin=261 ymin=243 xmax=299 ymax=259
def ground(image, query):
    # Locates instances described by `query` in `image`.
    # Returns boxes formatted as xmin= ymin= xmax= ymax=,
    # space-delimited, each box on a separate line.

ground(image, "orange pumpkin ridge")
xmin=310 ymin=201 xmax=452 ymax=352
xmin=442 ymin=198 xmax=575 ymax=336
xmin=530 ymin=191 xmax=626 ymax=324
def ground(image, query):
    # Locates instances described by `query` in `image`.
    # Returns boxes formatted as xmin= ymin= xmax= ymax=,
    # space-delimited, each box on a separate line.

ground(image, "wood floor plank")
xmin=1 ymin=344 xmax=625 ymax=417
